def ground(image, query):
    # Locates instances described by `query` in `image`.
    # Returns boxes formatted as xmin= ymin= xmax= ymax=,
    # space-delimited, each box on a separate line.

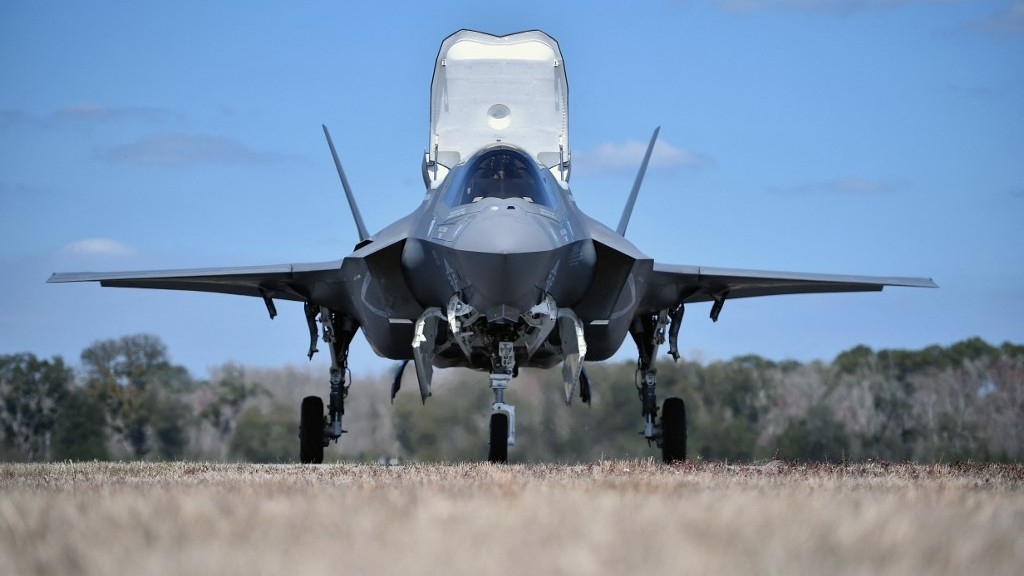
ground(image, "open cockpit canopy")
xmin=425 ymin=30 xmax=569 ymax=188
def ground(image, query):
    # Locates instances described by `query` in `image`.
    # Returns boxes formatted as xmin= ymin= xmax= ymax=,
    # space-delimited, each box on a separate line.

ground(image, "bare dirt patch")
xmin=1 ymin=461 xmax=1022 ymax=575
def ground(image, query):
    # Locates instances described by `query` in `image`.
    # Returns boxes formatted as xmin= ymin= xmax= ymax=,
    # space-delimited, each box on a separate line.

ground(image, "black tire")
xmin=300 ymin=396 xmax=325 ymax=464
xmin=661 ymin=397 xmax=687 ymax=464
xmin=488 ymin=412 xmax=509 ymax=463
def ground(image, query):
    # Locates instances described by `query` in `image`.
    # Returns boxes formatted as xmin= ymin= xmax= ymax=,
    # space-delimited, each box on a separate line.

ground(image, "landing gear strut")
xmin=488 ymin=341 xmax=516 ymax=463
xmin=629 ymin=309 xmax=687 ymax=463
xmin=299 ymin=305 xmax=358 ymax=464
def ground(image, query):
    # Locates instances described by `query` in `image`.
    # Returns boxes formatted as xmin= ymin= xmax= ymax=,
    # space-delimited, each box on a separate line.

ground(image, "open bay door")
xmin=424 ymin=30 xmax=570 ymax=188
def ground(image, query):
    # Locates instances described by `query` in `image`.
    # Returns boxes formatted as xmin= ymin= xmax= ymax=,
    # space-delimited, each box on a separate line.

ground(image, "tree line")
xmin=2 ymin=334 xmax=1021 ymax=463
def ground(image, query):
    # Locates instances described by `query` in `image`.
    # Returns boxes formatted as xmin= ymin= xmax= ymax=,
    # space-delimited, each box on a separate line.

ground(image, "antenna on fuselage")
xmin=616 ymin=126 xmax=660 ymax=237
xmin=322 ymin=124 xmax=370 ymax=242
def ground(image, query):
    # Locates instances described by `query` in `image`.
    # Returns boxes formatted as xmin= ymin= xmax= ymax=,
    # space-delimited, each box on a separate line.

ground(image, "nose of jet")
xmin=456 ymin=205 xmax=559 ymax=254
xmin=453 ymin=206 xmax=561 ymax=315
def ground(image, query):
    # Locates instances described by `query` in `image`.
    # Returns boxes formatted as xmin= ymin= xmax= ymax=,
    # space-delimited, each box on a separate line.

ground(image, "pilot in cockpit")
xmin=464 ymin=152 xmax=531 ymax=204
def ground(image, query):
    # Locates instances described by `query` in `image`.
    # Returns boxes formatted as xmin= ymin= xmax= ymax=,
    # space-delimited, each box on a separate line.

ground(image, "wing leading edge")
xmin=47 ymin=260 xmax=345 ymax=304
xmin=645 ymin=262 xmax=937 ymax=320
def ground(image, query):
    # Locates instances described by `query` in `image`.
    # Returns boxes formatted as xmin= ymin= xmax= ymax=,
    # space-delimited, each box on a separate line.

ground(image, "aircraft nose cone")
xmin=454 ymin=207 xmax=561 ymax=316
xmin=456 ymin=205 xmax=557 ymax=254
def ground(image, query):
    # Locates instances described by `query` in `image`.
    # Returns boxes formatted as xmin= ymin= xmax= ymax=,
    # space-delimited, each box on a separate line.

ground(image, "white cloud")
xmin=774 ymin=177 xmax=904 ymax=195
xmin=62 ymin=238 xmax=137 ymax=256
xmin=574 ymin=138 xmax=714 ymax=176
xmin=2 ymin=105 xmax=176 ymax=132
xmin=52 ymin=104 xmax=175 ymax=123
xmin=101 ymin=132 xmax=287 ymax=166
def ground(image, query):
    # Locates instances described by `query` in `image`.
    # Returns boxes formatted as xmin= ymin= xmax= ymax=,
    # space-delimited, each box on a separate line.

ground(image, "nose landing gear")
xmin=488 ymin=341 xmax=516 ymax=463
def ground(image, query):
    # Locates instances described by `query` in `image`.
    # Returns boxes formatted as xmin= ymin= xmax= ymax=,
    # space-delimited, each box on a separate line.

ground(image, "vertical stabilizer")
xmin=323 ymin=124 xmax=370 ymax=242
xmin=616 ymin=127 xmax=660 ymax=237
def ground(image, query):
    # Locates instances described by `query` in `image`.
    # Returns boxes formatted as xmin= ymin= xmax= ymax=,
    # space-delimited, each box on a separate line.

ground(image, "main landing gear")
xmin=630 ymin=307 xmax=688 ymax=463
xmin=298 ymin=302 xmax=686 ymax=465
xmin=298 ymin=305 xmax=357 ymax=464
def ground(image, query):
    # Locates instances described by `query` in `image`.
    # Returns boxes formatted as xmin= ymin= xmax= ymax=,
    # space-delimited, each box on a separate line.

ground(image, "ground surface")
xmin=1 ymin=460 xmax=1022 ymax=575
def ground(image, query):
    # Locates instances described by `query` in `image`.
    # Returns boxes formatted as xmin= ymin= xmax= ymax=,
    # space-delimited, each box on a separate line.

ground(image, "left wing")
xmin=645 ymin=263 xmax=937 ymax=320
xmin=47 ymin=260 xmax=347 ymax=311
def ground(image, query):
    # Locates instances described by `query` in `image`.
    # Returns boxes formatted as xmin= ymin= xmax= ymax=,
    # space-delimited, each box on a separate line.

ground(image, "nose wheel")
xmin=488 ymin=412 xmax=510 ymax=463
xmin=487 ymin=341 xmax=516 ymax=463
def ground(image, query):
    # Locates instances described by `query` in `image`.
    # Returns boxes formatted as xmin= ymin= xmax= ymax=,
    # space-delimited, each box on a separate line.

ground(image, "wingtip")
xmin=897 ymin=277 xmax=939 ymax=289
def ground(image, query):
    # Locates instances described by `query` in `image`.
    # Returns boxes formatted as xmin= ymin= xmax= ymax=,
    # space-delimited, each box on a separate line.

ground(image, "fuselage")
xmin=402 ymin=145 xmax=595 ymax=321
xmin=343 ymin=144 xmax=652 ymax=371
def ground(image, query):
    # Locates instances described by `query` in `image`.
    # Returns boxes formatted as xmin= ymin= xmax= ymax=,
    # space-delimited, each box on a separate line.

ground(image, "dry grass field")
xmin=1 ymin=460 xmax=1022 ymax=576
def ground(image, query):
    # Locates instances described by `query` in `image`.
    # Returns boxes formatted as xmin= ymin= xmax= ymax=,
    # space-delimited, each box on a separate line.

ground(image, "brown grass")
xmin=1 ymin=460 xmax=1022 ymax=575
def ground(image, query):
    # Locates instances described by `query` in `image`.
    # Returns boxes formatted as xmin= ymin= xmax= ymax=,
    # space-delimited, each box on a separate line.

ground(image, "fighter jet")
xmin=49 ymin=30 xmax=936 ymax=464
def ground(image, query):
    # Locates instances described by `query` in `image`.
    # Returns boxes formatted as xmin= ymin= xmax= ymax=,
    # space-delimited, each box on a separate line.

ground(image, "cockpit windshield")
xmin=444 ymin=148 xmax=557 ymax=208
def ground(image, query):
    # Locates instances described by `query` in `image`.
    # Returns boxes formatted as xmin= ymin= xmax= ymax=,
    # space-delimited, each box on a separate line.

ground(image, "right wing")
xmin=646 ymin=263 xmax=937 ymax=320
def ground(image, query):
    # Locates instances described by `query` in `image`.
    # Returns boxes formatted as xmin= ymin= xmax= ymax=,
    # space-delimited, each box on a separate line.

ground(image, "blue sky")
xmin=2 ymin=1 xmax=1022 ymax=380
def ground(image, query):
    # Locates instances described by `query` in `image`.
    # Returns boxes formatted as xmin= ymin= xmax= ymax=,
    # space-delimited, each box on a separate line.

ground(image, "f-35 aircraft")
xmin=49 ymin=30 xmax=936 ymax=463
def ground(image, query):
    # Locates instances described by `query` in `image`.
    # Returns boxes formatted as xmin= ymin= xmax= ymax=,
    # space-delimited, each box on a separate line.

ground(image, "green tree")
xmin=774 ymin=403 xmax=850 ymax=461
xmin=80 ymin=334 xmax=193 ymax=458
xmin=51 ymin=387 xmax=109 ymax=461
xmin=0 ymin=353 xmax=72 ymax=461
xmin=149 ymin=390 xmax=191 ymax=459
xmin=392 ymin=372 xmax=491 ymax=461
xmin=200 ymin=363 xmax=268 ymax=458
xmin=833 ymin=345 xmax=874 ymax=376
xmin=229 ymin=404 xmax=297 ymax=462
xmin=689 ymin=358 xmax=770 ymax=460
xmin=570 ymin=361 xmax=663 ymax=460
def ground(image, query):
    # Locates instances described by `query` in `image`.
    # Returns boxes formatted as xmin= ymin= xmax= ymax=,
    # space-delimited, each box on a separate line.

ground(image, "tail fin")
xmin=615 ymin=126 xmax=660 ymax=237
xmin=322 ymin=124 xmax=370 ymax=242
